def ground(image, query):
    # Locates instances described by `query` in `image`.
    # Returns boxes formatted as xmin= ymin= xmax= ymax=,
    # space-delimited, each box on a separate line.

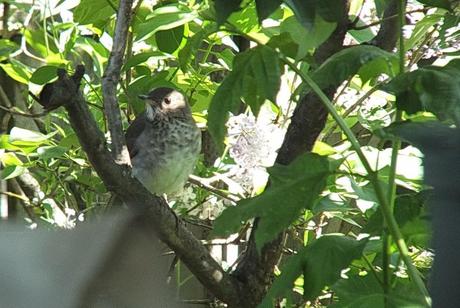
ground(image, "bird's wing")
xmin=125 ymin=113 xmax=147 ymax=159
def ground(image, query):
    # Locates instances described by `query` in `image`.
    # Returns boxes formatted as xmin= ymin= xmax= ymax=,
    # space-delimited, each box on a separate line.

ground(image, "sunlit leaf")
xmin=135 ymin=4 xmax=196 ymax=41
xmin=0 ymin=152 xmax=23 ymax=166
xmin=73 ymin=0 xmax=117 ymax=24
xmin=9 ymin=127 xmax=56 ymax=146
xmin=0 ymin=60 xmax=31 ymax=84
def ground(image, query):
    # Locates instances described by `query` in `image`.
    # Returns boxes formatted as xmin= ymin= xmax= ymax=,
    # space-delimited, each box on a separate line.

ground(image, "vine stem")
xmin=225 ymin=22 xmax=431 ymax=307
xmin=383 ymin=0 xmax=408 ymax=305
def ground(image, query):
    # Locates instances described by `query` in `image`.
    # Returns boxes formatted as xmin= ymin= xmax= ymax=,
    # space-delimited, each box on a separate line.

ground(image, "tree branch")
xmin=101 ymin=0 xmax=132 ymax=165
xmin=370 ymin=0 xmax=408 ymax=51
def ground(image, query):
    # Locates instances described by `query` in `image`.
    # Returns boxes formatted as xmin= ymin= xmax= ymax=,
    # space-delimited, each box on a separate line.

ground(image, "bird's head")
xmin=138 ymin=87 xmax=191 ymax=121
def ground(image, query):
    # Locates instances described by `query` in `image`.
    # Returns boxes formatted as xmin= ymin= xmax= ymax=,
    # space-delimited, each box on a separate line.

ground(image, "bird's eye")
xmin=164 ymin=97 xmax=171 ymax=104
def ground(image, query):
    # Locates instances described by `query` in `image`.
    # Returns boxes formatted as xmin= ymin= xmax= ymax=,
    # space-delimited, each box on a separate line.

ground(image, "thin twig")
xmin=101 ymin=0 xmax=134 ymax=165
xmin=0 ymin=105 xmax=49 ymax=118
xmin=188 ymin=174 xmax=239 ymax=202
xmin=351 ymin=8 xmax=426 ymax=30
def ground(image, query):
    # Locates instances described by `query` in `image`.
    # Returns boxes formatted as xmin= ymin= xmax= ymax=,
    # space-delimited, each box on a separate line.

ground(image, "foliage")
xmin=1 ymin=0 xmax=459 ymax=306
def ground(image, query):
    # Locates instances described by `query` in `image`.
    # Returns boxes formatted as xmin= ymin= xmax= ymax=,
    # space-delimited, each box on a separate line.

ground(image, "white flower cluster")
xmin=226 ymin=111 xmax=285 ymax=194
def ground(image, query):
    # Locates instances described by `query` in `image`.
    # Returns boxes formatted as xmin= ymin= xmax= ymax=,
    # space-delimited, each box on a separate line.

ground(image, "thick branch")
xmin=370 ymin=0 xmax=406 ymax=51
xmin=101 ymin=0 xmax=133 ymax=165
xmin=43 ymin=69 xmax=242 ymax=306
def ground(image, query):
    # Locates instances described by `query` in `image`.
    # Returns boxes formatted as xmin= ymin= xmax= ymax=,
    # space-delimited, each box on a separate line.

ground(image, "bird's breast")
xmin=131 ymin=119 xmax=201 ymax=195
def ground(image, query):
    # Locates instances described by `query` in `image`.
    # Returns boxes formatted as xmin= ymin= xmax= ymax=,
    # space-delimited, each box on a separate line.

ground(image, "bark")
xmin=101 ymin=0 xmax=133 ymax=165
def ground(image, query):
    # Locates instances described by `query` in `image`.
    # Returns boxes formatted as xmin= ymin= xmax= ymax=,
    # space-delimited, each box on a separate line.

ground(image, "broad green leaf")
xmin=279 ymin=15 xmax=336 ymax=60
xmin=135 ymin=4 xmax=196 ymax=41
xmin=30 ymin=65 xmax=58 ymax=85
xmin=24 ymin=28 xmax=59 ymax=58
xmin=284 ymin=0 xmax=316 ymax=30
xmin=316 ymin=0 xmax=346 ymax=23
xmin=73 ymin=0 xmax=117 ymax=25
xmin=311 ymin=45 xmax=398 ymax=90
xmin=37 ymin=146 xmax=68 ymax=160
xmin=385 ymin=59 xmax=460 ymax=122
xmin=255 ymin=0 xmax=281 ymax=22
xmin=0 ymin=39 xmax=19 ymax=61
xmin=1 ymin=165 xmax=26 ymax=180
xmin=9 ymin=127 xmax=56 ymax=146
xmin=0 ymin=59 xmax=31 ymax=84
xmin=261 ymin=235 xmax=367 ymax=306
xmin=417 ymin=0 xmax=452 ymax=10
xmin=208 ymin=46 xmax=281 ymax=151
xmin=155 ymin=25 xmax=185 ymax=54
xmin=214 ymin=0 xmax=243 ymax=24
xmin=213 ymin=154 xmax=336 ymax=248
xmin=331 ymin=274 xmax=427 ymax=307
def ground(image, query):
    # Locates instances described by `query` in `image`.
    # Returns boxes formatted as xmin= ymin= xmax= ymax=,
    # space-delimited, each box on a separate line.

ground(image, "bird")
xmin=125 ymin=87 xmax=201 ymax=196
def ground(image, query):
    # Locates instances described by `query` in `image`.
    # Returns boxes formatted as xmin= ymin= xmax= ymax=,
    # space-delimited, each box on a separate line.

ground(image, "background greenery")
xmin=1 ymin=0 xmax=459 ymax=306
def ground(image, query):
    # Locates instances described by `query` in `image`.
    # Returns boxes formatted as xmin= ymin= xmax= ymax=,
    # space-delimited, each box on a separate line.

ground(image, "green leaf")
xmin=73 ymin=0 xmax=117 ymax=24
xmin=30 ymin=65 xmax=58 ymax=85
xmin=1 ymin=165 xmax=26 ymax=180
xmin=417 ymin=0 xmax=452 ymax=10
xmin=214 ymin=0 xmax=243 ymax=24
xmin=0 ymin=39 xmax=19 ymax=61
xmin=385 ymin=59 xmax=460 ymax=122
xmin=24 ymin=28 xmax=60 ymax=58
xmin=0 ymin=59 xmax=31 ymax=84
xmin=311 ymin=45 xmax=398 ymax=90
xmin=155 ymin=25 xmax=185 ymax=54
xmin=208 ymin=46 xmax=281 ymax=151
xmin=37 ymin=146 xmax=68 ymax=160
xmin=279 ymin=15 xmax=336 ymax=60
xmin=261 ymin=235 xmax=367 ymax=305
xmin=0 ymin=152 xmax=23 ymax=166
xmin=363 ymin=192 xmax=431 ymax=246
xmin=213 ymin=154 xmax=337 ymax=248
xmin=284 ymin=0 xmax=316 ymax=30
xmin=332 ymin=274 xmax=427 ymax=307
xmin=134 ymin=4 xmax=196 ymax=41
xmin=123 ymin=51 xmax=165 ymax=71
xmin=316 ymin=0 xmax=346 ymax=23
xmin=255 ymin=0 xmax=281 ymax=22
xmin=9 ymin=127 xmax=56 ymax=146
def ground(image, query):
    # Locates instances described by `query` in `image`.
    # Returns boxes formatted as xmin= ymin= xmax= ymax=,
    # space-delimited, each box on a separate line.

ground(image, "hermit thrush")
xmin=126 ymin=87 xmax=201 ymax=195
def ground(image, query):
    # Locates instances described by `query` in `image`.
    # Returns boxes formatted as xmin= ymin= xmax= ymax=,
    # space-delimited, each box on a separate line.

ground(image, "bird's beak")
xmin=138 ymin=94 xmax=149 ymax=100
